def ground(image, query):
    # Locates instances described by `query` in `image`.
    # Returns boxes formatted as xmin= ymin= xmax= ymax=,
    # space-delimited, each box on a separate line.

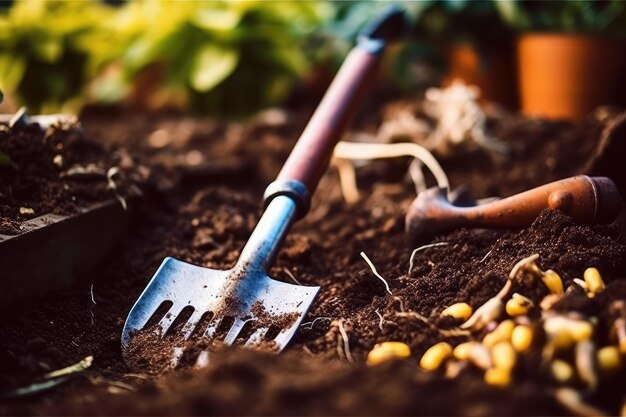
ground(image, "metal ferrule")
xmin=263 ymin=179 xmax=311 ymax=219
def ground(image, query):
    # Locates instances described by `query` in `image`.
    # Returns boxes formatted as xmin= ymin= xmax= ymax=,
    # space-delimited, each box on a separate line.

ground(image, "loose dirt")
xmin=0 ymin=118 xmax=146 ymax=235
xmin=0 ymin=103 xmax=625 ymax=415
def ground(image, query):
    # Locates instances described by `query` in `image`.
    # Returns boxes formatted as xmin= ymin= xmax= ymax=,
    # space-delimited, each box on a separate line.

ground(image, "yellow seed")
xmin=484 ymin=367 xmax=511 ymax=388
xmin=597 ymin=346 xmax=622 ymax=375
xmin=583 ymin=267 xmax=605 ymax=295
xmin=544 ymin=316 xmax=593 ymax=343
xmin=441 ymin=303 xmax=473 ymax=321
xmin=483 ymin=319 xmax=515 ymax=347
xmin=511 ymin=325 xmax=533 ymax=352
xmin=542 ymin=270 xmax=564 ymax=295
xmin=620 ymin=338 xmax=626 ymax=355
xmin=551 ymin=330 xmax=576 ymax=350
xmin=453 ymin=341 xmax=478 ymax=361
xmin=366 ymin=342 xmax=411 ymax=366
xmin=492 ymin=341 xmax=517 ymax=371
xmin=505 ymin=293 xmax=533 ymax=317
xmin=420 ymin=342 xmax=453 ymax=371
xmin=551 ymin=359 xmax=574 ymax=383
xmin=570 ymin=321 xmax=593 ymax=342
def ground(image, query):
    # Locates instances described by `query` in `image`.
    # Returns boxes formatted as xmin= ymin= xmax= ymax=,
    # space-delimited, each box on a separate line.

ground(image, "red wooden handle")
xmin=276 ymin=44 xmax=382 ymax=194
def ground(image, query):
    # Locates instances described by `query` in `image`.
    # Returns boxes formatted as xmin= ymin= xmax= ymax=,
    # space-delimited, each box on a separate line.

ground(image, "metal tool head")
xmin=122 ymin=257 xmax=319 ymax=372
xmin=121 ymin=4 xmax=408 ymax=370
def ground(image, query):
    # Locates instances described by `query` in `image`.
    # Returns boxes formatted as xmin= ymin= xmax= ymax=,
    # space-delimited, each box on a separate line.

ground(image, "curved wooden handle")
xmin=275 ymin=43 xmax=381 ymax=194
xmin=406 ymin=176 xmax=622 ymax=245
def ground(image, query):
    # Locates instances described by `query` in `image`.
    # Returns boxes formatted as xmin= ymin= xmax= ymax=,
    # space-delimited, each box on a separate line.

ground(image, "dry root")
xmin=332 ymin=141 xmax=449 ymax=204
xmin=331 ymin=320 xmax=354 ymax=363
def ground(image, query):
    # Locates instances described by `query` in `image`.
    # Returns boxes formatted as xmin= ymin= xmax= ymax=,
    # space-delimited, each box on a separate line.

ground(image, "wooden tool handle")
xmin=407 ymin=176 xmax=622 ymax=245
xmin=276 ymin=43 xmax=381 ymax=194
xmin=264 ymin=6 xmax=408 ymax=217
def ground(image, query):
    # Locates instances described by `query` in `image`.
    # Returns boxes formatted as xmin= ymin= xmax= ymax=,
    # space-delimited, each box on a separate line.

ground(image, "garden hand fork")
xmin=122 ymin=6 xmax=409 ymax=371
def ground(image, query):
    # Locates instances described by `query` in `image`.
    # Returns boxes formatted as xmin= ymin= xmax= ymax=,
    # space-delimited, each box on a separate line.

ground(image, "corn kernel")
xmin=570 ymin=321 xmax=593 ymax=342
xmin=583 ymin=267 xmax=605 ymax=295
xmin=620 ymin=339 xmax=626 ymax=355
xmin=453 ymin=341 xmax=477 ymax=361
xmin=492 ymin=341 xmax=516 ymax=371
xmin=511 ymin=325 xmax=533 ymax=352
xmin=544 ymin=316 xmax=593 ymax=343
xmin=551 ymin=359 xmax=573 ymax=383
xmin=597 ymin=346 xmax=622 ymax=375
xmin=483 ymin=320 xmax=515 ymax=347
xmin=505 ymin=293 xmax=533 ymax=317
xmin=552 ymin=330 xmax=575 ymax=350
xmin=441 ymin=303 xmax=473 ymax=321
xmin=541 ymin=269 xmax=563 ymax=295
xmin=484 ymin=367 xmax=511 ymax=388
xmin=420 ymin=342 xmax=452 ymax=371
xmin=366 ymin=342 xmax=411 ymax=366
xmin=542 ymin=270 xmax=564 ymax=295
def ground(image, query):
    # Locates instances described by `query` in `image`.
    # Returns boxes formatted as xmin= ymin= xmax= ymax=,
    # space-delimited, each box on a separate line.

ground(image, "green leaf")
xmin=0 ymin=54 xmax=26 ymax=91
xmin=192 ymin=8 xmax=242 ymax=31
xmin=33 ymin=37 xmax=63 ymax=62
xmin=190 ymin=44 xmax=238 ymax=92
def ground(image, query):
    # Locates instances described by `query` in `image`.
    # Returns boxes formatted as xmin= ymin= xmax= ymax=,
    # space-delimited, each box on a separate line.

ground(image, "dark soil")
xmin=0 ymin=102 xmax=625 ymax=415
xmin=0 ymin=118 xmax=145 ymax=235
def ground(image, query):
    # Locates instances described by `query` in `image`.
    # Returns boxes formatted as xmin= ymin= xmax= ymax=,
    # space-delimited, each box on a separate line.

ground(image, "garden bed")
xmin=0 ymin=102 xmax=625 ymax=415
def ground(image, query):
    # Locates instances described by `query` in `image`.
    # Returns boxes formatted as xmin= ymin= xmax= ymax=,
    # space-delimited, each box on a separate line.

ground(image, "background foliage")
xmin=0 ymin=0 xmax=328 ymax=115
xmin=0 ymin=0 xmax=624 ymax=116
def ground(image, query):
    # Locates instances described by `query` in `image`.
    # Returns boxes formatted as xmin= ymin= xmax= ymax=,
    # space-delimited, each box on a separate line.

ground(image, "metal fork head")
xmin=121 ymin=257 xmax=319 ymax=372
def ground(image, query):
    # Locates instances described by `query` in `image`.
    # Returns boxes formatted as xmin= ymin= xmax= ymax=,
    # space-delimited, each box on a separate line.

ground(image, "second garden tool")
xmin=406 ymin=175 xmax=621 ymax=245
xmin=122 ymin=6 xmax=409 ymax=372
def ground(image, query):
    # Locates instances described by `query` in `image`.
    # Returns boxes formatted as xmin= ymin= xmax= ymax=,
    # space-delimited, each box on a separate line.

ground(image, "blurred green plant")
xmin=91 ymin=0 xmax=328 ymax=115
xmin=0 ymin=1 xmax=114 ymax=113
xmin=495 ymin=1 xmax=626 ymax=37
xmin=0 ymin=0 xmax=327 ymax=115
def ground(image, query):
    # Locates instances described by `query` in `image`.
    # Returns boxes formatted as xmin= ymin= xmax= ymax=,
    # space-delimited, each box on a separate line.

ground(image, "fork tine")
xmin=204 ymin=317 xmax=221 ymax=339
xmin=273 ymin=328 xmax=296 ymax=350
xmin=245 ymin=327 xmax=268 ymax=347
xmin=222 ymin=318 xmax=250 ymax=345
xmin=181 ymin=310 xmax=206 ymax=339
xmin=156 ymin=305 xmax=181 ymax=335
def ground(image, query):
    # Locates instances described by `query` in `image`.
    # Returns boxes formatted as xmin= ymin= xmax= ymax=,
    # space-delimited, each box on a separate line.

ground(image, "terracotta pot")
xmin=517 ymin=34 xmax=626 ymax=120
xmin=443 ymin=42 xmax=518 ymax=109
